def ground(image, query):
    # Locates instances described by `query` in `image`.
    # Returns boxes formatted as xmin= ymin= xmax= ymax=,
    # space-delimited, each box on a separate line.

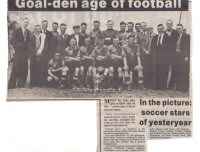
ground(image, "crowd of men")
xmin=8 ymin=17 xmax=190 ymax=93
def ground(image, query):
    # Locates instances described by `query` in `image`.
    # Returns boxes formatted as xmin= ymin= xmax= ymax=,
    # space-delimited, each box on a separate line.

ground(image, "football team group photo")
xmin=7 ymin=12 xmax=191 ymax=99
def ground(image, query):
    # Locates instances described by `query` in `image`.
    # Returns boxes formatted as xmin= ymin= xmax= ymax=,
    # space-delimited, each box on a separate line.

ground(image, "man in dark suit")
xmin=151 ymin=24 xmax=169 ymax=90
xmin=51 ymin=22 xmax=59 ymax=37
xmin=172 ymin=24 xmax=190 ymax=92
xmin=41 ymin=20 xmax=53 ymax=60
xmin=28 ymin=25 xmax=48 ymax=87
xmin=55 ymin=23 xmax=69 ymax=54
xmin=165 ymin=20 xmax=179 ymax=89
xmin=141 ymin=25 xmax=156 ymax=89
xmin=68 ymin=25 xmax=85 ymax=47
xmin=41 ymin=20 xmax=53 ymax=85
xmin=8 ymin=17 xmax=30 ymax=89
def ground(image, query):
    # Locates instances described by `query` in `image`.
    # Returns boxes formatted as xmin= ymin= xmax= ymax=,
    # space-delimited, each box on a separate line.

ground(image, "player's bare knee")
xmin=80 ymin=66 xmax=84 ymax=72
xmin=47 ymin=76 xmax=53 ymax=82
xmin=62 ymin=67 xmax=69 ymax=75
xmin=118 ymin=67 xmax=123 ymax=76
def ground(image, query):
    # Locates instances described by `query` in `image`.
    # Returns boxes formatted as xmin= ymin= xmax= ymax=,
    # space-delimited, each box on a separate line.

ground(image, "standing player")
xmin=62 ymin=38 xmax=80 ymax=88
xmin=122 ymin=35 xmax=143 ymax=91
xmin=78 ymin=38 xmax=94 ymax=88
xmin=108 ymin=38 xmax=126 ymax=92
xmin=102 ymin=20 xmax=119 ymax=46
xmin=91 ymin=35 xmax=110 ymax=89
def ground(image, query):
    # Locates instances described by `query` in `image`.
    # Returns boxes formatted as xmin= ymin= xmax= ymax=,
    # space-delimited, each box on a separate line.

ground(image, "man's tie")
xmin=157 ymin=35 xmax=161 ymax=46
xmin=24 ymin=29 xmax=28 ymax=41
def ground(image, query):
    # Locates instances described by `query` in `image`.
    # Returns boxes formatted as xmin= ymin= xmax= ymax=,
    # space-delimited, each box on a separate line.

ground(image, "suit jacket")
xmin=179 ymin=33 xmax=190 ymax=58
xmin=165 ymin=29 xmax=179 ymax=53
xmin=28 ymin=35 xmax=48 ymax=60
xmin=68 ymin=34 xmax=85 ymax=47
xmin=11 ymin=27 xmax=30 ymax=55
xmin=151 ymin=33 xmax=168 ymax=64
xmin=42 ymin=30 xmax=53 ymax=52
xmin=55 ymin=34 xmax=69 ymax=54
xmin=141 ymin=33 xmax=156 ymax=52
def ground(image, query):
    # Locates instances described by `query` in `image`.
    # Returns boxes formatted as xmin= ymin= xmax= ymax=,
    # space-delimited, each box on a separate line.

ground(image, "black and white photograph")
xmin=7 ymin=10 xmax=191 ymax=100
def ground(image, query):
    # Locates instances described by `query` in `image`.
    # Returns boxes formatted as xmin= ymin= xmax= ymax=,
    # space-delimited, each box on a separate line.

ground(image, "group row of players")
xmin=8 ymin=18 xmax=190 ymax=92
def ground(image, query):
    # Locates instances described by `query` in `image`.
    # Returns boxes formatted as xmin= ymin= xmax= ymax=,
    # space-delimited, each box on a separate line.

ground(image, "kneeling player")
xmin=78 ymin=38 xmax=94 ymax=88
xmin=47 ymin=52 xmax=63 ymax=89
xmin=62 ymin=38 xmax=80 ymax=88
xmin=91 ymin=35 xmax=110 ymax=89
xmin=122 ymin=35 xmax=144 ymax=91
xmin=108 ymin=38 xmax=126 ymax=92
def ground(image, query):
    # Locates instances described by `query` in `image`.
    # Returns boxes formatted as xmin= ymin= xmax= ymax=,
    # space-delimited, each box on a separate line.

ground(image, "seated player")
xmin=91 ymin=35 xmax=110 ymax=89
xmin=108 ymin=38 xmax=126 ymax=92
xmin=122 ymin=35 xmax=143 ymax=91
xmin=78 ymin=37 xmax=94 ymax=88
xmin=62 ymin=38 xmax=80 ymax=88
xmin=47 ymin=52 xmax=63 ymax=89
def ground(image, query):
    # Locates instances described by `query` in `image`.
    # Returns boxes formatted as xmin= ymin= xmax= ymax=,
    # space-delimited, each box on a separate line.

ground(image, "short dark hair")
xmin=135 ymin=23 xmax=141 ymax=26
xmin=127 ymin=22 xmax=134 ymax=26
xmin=42 ymin=20 xmax=48 ymax=24
xmin=128 ymin=35 xmax=135 ymax=39
xmin=157 ymin=24 xmax=164 ymax=27
xmin=97 ymin=34 xmax=104 ymax=40
xmin=60 ymin=23 xmax=67 ymax=27
xmin=93 ymin=20 xmax=100 ymax=24
xmin=177 ymin=23 xmax=183 ymax=28
xmin=81 ymin=22 xmax=87 ymax=26
xmin=34 ymin=25 xmax=40 ymax=28
xmin=107 ymin=20 xmax=114 ymax=24
xmin=52 ymin=22 xmax=58 ymax=26
xmin=120 ymin=21 xmax=126 ymax=26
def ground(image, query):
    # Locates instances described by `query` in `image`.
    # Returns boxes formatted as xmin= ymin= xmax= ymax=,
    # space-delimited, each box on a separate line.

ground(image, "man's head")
xmin=52 ymin=22 xmax=59 ymax=32
xmin=107 ymin=20 xmax=114 ymax=30
xmin=176 ymin=24 xmax=184 ymax=35
xmin=70 ymin=38 xmax=77 ymax=47
xmin=166 ymin=19 xmax=173 ymax=31
xmin=41 ymin=20 xmax=48 ymax=31
xmin=147 ymin=26 xmax=154 ymax=35
xmin=141 ymin=22 xmax=147 ymax=31
xmin=120 ymin=21 xmax=126 ymax=31
xmin=73 ymin=25 xmax=80 ymax=35
xmin=93 ymin=20 xmax=100 ymax=29
xmin=157 ymin=24 xmax=165 ymax=34
xmin=97 ymin=35 xmax=104 ymax=46
xmin=135 ymin=23 xmax=141 ymax=32
xmin=21 ymin=17 xmax=29 ymax=28
xmin=128 ymin=35 xmax=135 ymax=45
xmin=81 ymin=22 xmax=87 ymax=33
xmin=113 ymin=38 xmax=120 ymax=46
xmin=54 ymin=52 xmax=61 ymax=61
xmin=60 ymin=23 xmax=67 ymax=35
xmin=34 ymin=25 xmax=42 ymax=36
xmin=127 ymin=22 xmax=134 ymax=31
xmin=84 ymin=37 xmax=90 ymax=46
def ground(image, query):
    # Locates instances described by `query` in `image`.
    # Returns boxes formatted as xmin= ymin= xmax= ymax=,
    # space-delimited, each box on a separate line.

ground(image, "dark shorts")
xmin=108 ymin=59 xmax=124 ymax=69
xmin=65 ymin=61 xmax=80 ymax=72
xmin=80 ymin=59 xmax=93 ymax=69
xmin=95 ymin=59 xmax=109 ymax=68
xmin=51 ymin=71 xmax=62 ymax=78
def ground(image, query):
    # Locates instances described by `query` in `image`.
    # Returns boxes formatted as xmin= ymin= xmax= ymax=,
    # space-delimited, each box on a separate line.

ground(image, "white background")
xmin=1 ymin=0 xmax=200 ymax=152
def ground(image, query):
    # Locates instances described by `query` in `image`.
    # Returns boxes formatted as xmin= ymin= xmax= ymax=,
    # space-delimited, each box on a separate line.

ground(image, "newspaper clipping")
xmin=7 ymin=0 xmax=192 ymax=152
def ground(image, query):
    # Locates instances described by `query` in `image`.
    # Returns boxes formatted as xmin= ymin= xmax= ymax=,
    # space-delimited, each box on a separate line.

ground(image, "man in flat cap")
xmin=68 ymin=25 xmax=85 ymax=47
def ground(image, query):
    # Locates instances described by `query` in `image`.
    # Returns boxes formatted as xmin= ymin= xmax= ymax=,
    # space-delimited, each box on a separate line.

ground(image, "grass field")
xmin=7 ymin=87 xmax=189 ymax=100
